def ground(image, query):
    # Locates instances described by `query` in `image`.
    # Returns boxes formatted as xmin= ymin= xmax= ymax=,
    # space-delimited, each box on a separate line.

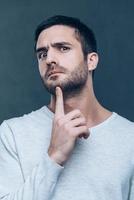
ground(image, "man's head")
xmin=35 ymin=15 xmax=98 ymax=96
xmin=35 ymin=15 xmax=97 ymax=58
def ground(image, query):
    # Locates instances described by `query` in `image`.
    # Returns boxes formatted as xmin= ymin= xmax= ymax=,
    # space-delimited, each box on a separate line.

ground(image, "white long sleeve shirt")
xmin=0 ymin=106 xmax=134 ymax=200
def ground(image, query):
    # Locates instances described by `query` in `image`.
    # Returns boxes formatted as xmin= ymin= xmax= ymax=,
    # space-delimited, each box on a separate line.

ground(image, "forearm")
xmin=0 ymin=120 xmax=63 ymax=200
xmin=0 ymin=153 xmax=63 ymax=200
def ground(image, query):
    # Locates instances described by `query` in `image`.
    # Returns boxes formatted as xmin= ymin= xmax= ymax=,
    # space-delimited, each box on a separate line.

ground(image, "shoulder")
xmin=108 ymin=113 xmax=134 ymax=147
xmin=0 ymin=105 xmax=53 ymax=138
xmin=3 ymin=105 xmax=52 ymax=127
xmin=113 ymin=113 xmax=134 ymax=131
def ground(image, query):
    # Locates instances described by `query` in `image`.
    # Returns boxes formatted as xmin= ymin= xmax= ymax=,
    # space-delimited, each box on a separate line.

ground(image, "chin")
xmin=44 ymin=83 xmax=62 ymax=96
xmin=46 ymin=77 xmax=66 ymax=88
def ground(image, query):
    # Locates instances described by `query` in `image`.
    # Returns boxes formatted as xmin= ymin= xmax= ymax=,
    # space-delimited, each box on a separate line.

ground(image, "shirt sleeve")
xmin=0 ymin=121 xmax=64 ymax=200
xmin=129 ymin=173 xmax=134 ymax=200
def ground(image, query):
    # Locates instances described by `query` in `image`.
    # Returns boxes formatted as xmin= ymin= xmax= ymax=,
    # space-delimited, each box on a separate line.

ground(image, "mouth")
xmin=48 ymin=71 xmax=64 ymax=77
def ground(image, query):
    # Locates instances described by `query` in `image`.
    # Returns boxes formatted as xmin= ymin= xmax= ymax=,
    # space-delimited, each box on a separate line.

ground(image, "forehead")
xmin=36 ymin=25 xmax=80 ymax=48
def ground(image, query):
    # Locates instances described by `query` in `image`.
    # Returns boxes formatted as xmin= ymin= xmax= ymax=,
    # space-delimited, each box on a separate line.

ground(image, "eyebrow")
xmin=36 ymin=47 xmax=48 ymax=54
xmin=36 ymin=42 xmax=72 ymax=53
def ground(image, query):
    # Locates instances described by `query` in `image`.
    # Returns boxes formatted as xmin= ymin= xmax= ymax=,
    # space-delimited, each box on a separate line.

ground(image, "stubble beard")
xmin=41 ymin=62 xmax=89 ymax=98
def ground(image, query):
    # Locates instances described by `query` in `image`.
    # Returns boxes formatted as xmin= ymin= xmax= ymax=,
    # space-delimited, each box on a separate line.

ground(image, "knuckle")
xmin=63 ymin=123 xmax=69 ymax=131
xmin=63 ymin=124 xmax=73 ymax=135
xmin=74 ymin=109 xmax=81 ymax=115
xmin=76 ymin=109 xmax=81 ymax=113
xmin=81 ymin=117 xmax=86 ymax=123
xmin=55 ymin=118 xmax=63 ymax=126
xmin=82 ymin=126 xmax=88 ymax=132
xmin=73 ymin=130 xmax=79 ymax=139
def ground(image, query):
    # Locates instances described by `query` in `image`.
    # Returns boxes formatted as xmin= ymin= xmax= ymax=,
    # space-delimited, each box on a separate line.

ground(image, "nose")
xmin=46 ymin=48 xmax=58 ymax=66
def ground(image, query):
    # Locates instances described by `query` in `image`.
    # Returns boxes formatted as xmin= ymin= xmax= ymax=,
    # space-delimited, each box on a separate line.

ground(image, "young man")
xmin=0 ymin=15 xmax=134 ymax=200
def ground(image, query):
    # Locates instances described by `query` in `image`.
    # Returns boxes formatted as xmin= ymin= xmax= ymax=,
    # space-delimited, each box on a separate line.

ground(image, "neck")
xmin=47 ymin=79 xmax=112 ymax=128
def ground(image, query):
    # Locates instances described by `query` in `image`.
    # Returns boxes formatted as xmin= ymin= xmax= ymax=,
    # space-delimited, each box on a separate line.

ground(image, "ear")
xmin=87 ymin=52 xmax=99 ymax=71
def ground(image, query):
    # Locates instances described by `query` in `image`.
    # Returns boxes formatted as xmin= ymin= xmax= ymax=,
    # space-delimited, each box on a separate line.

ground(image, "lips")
xmin=48 ymin=71 xmax=64 ymax=77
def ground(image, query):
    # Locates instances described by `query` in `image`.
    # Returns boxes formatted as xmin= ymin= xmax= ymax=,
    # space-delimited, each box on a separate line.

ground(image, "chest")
xmin=52 ymin=137 xmax=133 ymax=200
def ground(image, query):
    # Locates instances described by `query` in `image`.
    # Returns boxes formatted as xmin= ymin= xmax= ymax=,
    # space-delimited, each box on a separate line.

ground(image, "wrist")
xmin=48 ymin=149 xmax=66 ymax=166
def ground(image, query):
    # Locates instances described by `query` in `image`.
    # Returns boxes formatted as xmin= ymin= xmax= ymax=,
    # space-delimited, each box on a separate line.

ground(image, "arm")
xmin=129 ymin=174 xmax=134 ymax=200
xmin=0 ymin=121 xmax=63 ymax=200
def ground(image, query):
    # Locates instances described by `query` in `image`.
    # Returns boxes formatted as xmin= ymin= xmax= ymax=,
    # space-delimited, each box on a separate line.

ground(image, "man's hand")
xmin=48 ymin=87 xmax=90 ymax=166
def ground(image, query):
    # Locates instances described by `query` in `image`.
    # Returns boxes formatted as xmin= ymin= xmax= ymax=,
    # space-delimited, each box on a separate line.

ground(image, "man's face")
xmin=36 ymin=25 xmax=89 ymax=96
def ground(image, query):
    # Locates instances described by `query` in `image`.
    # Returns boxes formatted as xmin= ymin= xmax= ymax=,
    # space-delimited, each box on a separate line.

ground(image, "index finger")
xmin=55 ymin=87 xmax=64 ymax=117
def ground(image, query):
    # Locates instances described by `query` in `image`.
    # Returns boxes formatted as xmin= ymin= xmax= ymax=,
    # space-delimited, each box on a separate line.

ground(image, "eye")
xmin=37 ymin=51 xmax=47 ymax=60
xmin=60 ymin=46 xmax=70 ymax=52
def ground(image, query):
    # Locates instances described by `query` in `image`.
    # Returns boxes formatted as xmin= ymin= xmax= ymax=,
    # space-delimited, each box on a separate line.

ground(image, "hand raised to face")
xmin=48 ymin=87 xmax=90 ymax=166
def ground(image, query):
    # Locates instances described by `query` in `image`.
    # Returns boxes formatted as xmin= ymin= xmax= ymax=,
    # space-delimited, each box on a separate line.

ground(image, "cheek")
xmin=38 ymin=62 xmax=46 ymax=77
xmin=67 ymin=49 xmax=84 ymax=65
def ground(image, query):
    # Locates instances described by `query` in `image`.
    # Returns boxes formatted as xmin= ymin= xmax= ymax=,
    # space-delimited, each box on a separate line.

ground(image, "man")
xmin=0 ymin=15 xmax=134 ymax=200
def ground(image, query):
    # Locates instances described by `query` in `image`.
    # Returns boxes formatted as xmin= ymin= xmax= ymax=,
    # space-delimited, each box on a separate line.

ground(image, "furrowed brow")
xmin=51 ymin=42 xmax=72 ymax=47
xmin=36 ymin=47 xmax=48 ymax=53
xmin=36 ymin=42 xmax=72 ymax=53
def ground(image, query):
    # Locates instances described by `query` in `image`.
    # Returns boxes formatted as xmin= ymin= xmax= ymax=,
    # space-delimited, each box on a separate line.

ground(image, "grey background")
xmin=0 ymin=0 xmax=134 ymax=123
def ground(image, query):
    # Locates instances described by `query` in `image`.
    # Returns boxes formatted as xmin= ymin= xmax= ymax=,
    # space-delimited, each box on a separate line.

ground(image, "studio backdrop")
xmin=0 ymin=0 xmax=134 ymax=123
